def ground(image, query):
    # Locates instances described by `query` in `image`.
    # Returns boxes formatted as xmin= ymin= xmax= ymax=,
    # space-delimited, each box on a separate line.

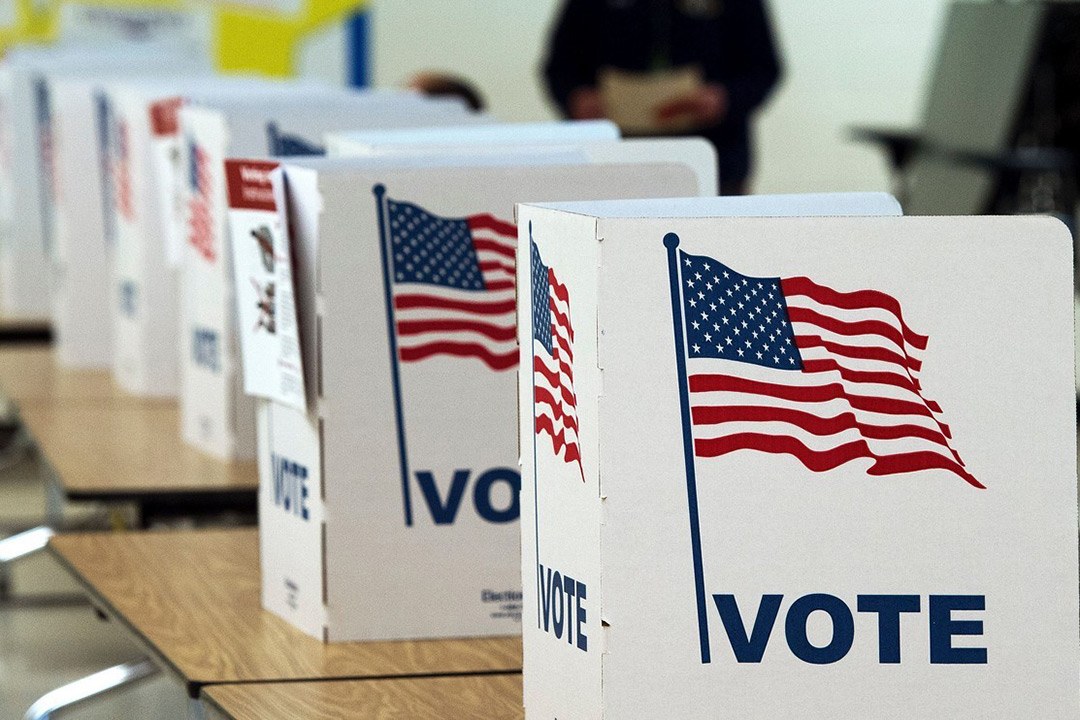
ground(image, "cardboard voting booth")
xmin=516 ymin=202 xmax=1079 ymax=718
xmin=45 ymin=64 xmax=210 ymax=369
xmin=325 ymin=120 xmax=620 ymax=156
xmin=238 ymin=159 xmax=706 ymax=642
xmin=104 ymin=76 xmax=307 ymax=396
xmin=0 ymin=45 xmax=206 ymax=321
xmin=331 ymin=134 xmax=720 ymax=200
xmin=178 ymin=92 xmax=479 ymax=459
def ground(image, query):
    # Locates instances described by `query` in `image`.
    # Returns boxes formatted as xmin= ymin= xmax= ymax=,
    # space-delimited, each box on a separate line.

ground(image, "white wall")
xmin=372 ymin=0 xmax=563 ymax=123
xmin=372 ymin=0 xmax=968 ymax=195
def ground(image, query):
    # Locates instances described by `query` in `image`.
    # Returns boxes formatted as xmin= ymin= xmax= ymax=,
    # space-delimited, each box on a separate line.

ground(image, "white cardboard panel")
xmin=179 ymin=93 xmax=478 ymax=459
xmin=0 ymin=46 xmax=206 ymax=320
xmin=517 ymin=206 xmax=1078 ymax=718
xmin=259 ymin=160 xmax=699 ymax=642
xmin=325 ymin=120 xmax=620 ymax=156
xmin=104 ymin=77 xmax=300 ymax=396
xmin=46 ymin=63 xmax=208 ymax=368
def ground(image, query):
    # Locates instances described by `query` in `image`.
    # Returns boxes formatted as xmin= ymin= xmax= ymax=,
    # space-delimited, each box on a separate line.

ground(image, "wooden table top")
xmin=21 ymin=403 xmax=258 ymax=498
xmin=202 ymin=675 xmax=524 ymax=720
xmin=0 ymin=347 xmax=123 ymax=404
xmin=48 ymin=530 xmax=523 ymax=694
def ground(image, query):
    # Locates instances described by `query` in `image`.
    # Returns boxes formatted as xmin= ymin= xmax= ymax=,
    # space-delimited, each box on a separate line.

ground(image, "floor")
xmin=0 ymin=453 xmax=188 ymax=719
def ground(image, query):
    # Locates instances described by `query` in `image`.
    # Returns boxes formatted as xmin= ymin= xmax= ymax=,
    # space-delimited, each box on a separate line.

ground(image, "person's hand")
xmin=655 ymin=83 xmax=729 ymax=127
xmin=568 ymin=87 xmax=604 ymax=120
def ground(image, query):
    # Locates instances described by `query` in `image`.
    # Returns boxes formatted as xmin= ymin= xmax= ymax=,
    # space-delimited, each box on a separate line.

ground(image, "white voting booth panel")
xmin=331 ymin=136 xmax=720 ymax=200
xmin=242 ymin=159 xmax=702 ymax=643
xmin=324 ymin=120 xmax=620 ymax=156
xmin=104 ymin=76 xmax=305 ymax=396
xmin=0 ymin=45 xmax=206 ymax=321
xmin=178 ymin=94 xmax=481 ymax=460
xmin=46 ymin=66 xmax=210 ymax=369
xmin=516 ymin=202 xmax=1078 ymax=719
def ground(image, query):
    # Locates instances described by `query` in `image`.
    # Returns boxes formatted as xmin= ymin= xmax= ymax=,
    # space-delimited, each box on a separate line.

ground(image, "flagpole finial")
xmin=373 ymin=184 xmax=386 ymax=199
xmin=663 ymin=232 xmax=680 ymax=250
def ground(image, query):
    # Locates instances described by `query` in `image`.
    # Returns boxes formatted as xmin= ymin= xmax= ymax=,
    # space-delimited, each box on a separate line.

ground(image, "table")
xmin=20 ymin=403 xmax=257 ymax=517
xmin=48 ymin=529 xmax=522 ymax=697
xmin=0 ymin=347 xmax=126 ymax=405
xmin=202 ymin=675 xmax=524 ymax=719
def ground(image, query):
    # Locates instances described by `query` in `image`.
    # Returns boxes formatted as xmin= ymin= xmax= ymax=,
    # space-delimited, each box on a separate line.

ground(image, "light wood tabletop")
xmin=48 ymin=530 xmax=523 ymax=695
xmin=20 ymin=403 xmax=257 ymax=499
xmin=0 ymin=347 xmax=124 ymax=404
xmin=202 ymin=675 xmax=524 ymax=720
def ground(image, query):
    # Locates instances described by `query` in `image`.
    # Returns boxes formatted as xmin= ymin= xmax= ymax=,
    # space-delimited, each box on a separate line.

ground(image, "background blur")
xmin=371 ymin=0 xmax=947 ymax=196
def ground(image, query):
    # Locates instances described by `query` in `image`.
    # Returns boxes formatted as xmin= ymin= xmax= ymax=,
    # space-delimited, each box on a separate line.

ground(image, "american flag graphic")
xmin=677 ymin=250 xmax=982 ymax=489
xmin=385 ymin=197 xmax=518 ymax=371
xmin=531 ymin=241 xmax=584 ymax=479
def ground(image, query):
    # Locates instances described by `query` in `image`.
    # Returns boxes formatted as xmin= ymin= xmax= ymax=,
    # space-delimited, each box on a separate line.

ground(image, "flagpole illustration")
xmin=374 ymin=184 xmax=414 ymax=527
xmin=529 ymin=223 xmax=542 ymax=631
xmin=664 ymin=232 xmax=711 ymax=665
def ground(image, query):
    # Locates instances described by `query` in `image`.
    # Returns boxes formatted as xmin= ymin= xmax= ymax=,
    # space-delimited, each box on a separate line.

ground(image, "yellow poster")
xmin=0 ymin=0 xmax=370 ymax=78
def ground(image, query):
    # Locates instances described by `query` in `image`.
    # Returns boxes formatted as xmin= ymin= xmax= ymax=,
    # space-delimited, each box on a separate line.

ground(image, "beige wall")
xmin=372 ymin=0 xmax=973 ymax=195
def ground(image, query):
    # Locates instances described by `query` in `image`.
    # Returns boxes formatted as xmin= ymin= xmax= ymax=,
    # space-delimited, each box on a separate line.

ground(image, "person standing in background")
xmin=544 ymin=0 xmax=782 ymax=195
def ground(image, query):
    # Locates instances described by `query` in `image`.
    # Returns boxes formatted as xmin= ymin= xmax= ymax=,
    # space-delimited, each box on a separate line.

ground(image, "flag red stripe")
xmin=796 ymin=335 xmax=922 ymax=374
xmin=468 ymin=214 xmax=518 ymax=239
xmin=691 ymin=404 xmax=955 ymax=453
xmin=395 ymin=294 xmax=515 ymax=315
xmin=535 ymin=414 xmax=582 ymax=465
xmin=399 ymin=341 xmax=517 ymax=371
xmin=693 ymin=433 xmax=980 ymax=488
xmin=485 ymin=279 xmax=515 ymax=291
xmin=788 ymin=306 xmax=916 ymax=357
xmin=534 ymin=356 xmax=577 ymax=407
xmin=549 ymin=269 xmax=571 ymax=304
xmin=868 ymin=450 xmax=984 ymax=489
xmin=781 ymin=276 xmax=929 ymax=351
xmin=800 ymin=359 xmax=941 ymax=413
xmin=550 ymin=302 xmax=574 ymax=343
xmin=473 ymin=237 xmax=516 ymax=260
xmin=396 ymin=318 xmax=515 ymax=342
xmin=695 ymin=433 xmax=871 ymax=467
xmin=555 ymin=332 xmax=574 ymax=363
xmin=558 ymin=356 xmax=574 ymax=384
xmin=688 ymin=373 xmax=941 ymax=424
xmin=534 ymin=386 xmax=579 ymax=433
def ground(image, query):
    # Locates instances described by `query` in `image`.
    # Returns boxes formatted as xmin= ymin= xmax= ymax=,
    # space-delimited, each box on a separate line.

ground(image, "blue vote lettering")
xmin=272 ymin=453 xmax=309 ymax=521
xmin=414 ymin=468 xmax=520 ymax=525
xmin=192 ymin=327 xmax=220 ymax=372
xmin=712 ymin=593 xmax=985 ymax=665
xmin=537 ymin=563 xmax=587 ymax=652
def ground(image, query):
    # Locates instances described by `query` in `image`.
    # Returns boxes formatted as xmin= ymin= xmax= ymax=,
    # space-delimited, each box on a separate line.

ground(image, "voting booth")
xmin=103 ymin=76 xmax=307 ymax=396
xmin=45 ymin=63 xmax=211 ymax=369
xmin=330 ymin=132 xmax=720 ymax=198
xmin=177 ymin=91 xmax=480 ymax=460
xmin=325 ymin=120 xmax=620 ymax=155
xmin=231 ymin=156 xmax=706 ymax=643
xmin=0 ymin=45 xmax=207 ymax=321
xmin=516 ymin=200 xmax=1079 ymax=718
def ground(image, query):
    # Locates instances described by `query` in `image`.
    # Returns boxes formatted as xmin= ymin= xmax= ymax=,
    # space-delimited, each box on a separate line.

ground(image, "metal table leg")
xmin=23 ymin=658 xmax=159 ymax=720
xmin=0 ymin=526 xmax=54 ymax=564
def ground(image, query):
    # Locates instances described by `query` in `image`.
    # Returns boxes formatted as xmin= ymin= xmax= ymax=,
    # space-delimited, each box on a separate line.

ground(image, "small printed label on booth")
xmin=149 ymin=97 xmax=183 ymax=137
xmin=226 ymin=159 xmax=279 ymax=211
xmin=226 ymin=159 xmax=306 ymax=410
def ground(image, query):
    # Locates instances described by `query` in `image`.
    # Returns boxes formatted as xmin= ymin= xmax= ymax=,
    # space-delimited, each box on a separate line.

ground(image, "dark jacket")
xmin=544 ymin=0 xmax=782 ymax=184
